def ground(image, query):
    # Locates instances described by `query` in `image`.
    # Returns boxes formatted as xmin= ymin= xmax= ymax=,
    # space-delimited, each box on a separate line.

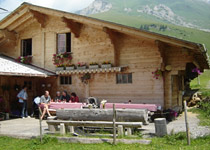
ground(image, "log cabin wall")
xmin=160 ymin=45 xmax=194 ymax=109
xmin=88 ymin=35 xmax=164 ymax=105
xmin=0 ymin=14 xmax=165 ymax=106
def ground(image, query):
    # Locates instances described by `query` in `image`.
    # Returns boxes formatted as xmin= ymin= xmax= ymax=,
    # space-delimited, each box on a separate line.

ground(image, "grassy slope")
xmin=106 ymin=0 xmax=210 ymax=29
xmin=0 ymin=135 xmax=210 ymax=150
xmin=90 ymin=11 xmax=210 ymax=52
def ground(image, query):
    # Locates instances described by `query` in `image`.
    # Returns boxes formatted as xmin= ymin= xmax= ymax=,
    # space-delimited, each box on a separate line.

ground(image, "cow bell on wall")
xmin=165 ymin=65 xmax=172 ymax=71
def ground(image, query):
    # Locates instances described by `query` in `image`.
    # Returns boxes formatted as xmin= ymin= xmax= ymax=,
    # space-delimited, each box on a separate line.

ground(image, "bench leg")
xmin=69 ymin=126 xmax=74 ymax=133
xmin=126 ymin=128 xmax=132 ymax=136
xmin=117 ymin=125 xmax=124 ymax=137
xmin=48 ymin=124 xmax=57 ymax=132
xmin=60 ymin=123 xmax=66 ymax=135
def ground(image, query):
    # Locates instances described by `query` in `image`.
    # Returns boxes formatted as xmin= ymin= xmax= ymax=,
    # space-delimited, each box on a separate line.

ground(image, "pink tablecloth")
xmin=49 ymin=102 xmax=83 ymax=109
xmin=101 ymin=103 xmax=160 ymax=111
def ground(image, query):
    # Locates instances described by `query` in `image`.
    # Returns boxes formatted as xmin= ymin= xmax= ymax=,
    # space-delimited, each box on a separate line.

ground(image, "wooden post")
xmin=113 ymin=104 xmax=116 ymax=145
xmin=38 ymin=107 xmax=43 ymax=143
xmin=184 ymin=101 xmax=190 ymax=145
xmin=197 ymin=76 xmax=200 ymax=85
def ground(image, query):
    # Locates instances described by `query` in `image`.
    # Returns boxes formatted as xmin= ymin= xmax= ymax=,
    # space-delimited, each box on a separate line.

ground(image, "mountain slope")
xmin=76 ymin=0 xmax=210 ymax=31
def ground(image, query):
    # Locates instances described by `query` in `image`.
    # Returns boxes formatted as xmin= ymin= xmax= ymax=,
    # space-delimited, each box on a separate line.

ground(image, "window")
xmin=57 ymin=33 xmax=71 ymax=53
xmin=116 ymin=73 xmax=132 ymax=84
xmin=21 ymin=39 xmax=32 ymax=56
xmin=60 ymin=76 xmax=72 ymax=85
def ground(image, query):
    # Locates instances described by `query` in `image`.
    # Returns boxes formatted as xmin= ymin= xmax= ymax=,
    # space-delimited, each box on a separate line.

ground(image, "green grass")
xmin=1 ymin=134 xmax=210 ymax=150
xmin=190 ymin=70 xmax=210 ymax=96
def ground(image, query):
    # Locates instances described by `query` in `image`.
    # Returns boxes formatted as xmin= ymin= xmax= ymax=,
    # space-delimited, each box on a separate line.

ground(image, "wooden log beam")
xmin=7 ymin=12 xmax=33 ymax=31
xmin=29 ymin=9 xmax=48 ymax=28
xmin=0 ymin=7 xmax=28 ymax=29
xmin=15 ymin=18 xmax=36 ymax=32
xmin=0 ymin=29 xmax=16 ymax=44
xmin=103 ymin=27 xmax=122 ymax=66
xmin=56 ymin=109 xmax=148 ymax=123
xmin=62 ymin=17 xmax=83 ymax=38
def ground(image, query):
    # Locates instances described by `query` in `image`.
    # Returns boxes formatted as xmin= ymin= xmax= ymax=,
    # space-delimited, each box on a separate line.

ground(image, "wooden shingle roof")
xmin=0 ymin=55 xmax=55 ymax=77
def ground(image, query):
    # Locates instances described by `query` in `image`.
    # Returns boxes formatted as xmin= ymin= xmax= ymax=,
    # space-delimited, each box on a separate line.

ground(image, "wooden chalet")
xmin=0 ymin=3 xmax=209 ymax=113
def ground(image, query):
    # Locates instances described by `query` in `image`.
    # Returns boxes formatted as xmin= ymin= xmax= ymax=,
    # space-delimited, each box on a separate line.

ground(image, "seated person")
xmin=61 ymin=91 xmax=70 ymax=102
xmin=54 ymin=91 xmax=62 ymax=102
xmin=40 ymin=91 xmax=52 ymax=120
xmin=70 ymin=92 xmax=79 ymax=103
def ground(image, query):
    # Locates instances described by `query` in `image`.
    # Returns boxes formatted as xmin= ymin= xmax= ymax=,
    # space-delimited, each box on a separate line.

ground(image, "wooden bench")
xmin=46 ymin=120 xmax=142 ymax=136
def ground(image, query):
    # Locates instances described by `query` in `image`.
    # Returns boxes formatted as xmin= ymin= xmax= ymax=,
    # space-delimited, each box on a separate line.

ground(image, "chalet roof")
xmin=0 ymin=2 xmax=209 ymax=69
xmin=0 ymin=55 xmax=55 ymax=77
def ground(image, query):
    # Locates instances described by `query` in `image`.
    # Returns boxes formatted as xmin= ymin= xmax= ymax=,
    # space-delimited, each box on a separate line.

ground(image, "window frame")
xmin=21 ymin=38 xmax=32 ymax=56
xmin=60 ymin=76 xmax=72 ymax=85
xmin=116 ymin=73 xmax=132 ymax=84
xmin=57 ymin=32 xmax=71 ymax=54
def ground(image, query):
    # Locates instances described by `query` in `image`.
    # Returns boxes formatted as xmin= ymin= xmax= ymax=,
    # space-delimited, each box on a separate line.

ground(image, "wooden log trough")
xmin=56 ymin=109 xmax=148 ymax=123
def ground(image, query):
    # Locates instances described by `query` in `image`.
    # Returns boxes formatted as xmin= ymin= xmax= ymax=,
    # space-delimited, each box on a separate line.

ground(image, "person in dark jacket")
xmin=61 ymin=91 xmax=70 ymax=102
xmin=54 ymin=91 xmax=62 ymax=102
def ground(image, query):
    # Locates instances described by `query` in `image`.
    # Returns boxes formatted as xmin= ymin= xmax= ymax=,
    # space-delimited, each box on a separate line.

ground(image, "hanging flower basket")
xmin=152 ymin=68 xmax=162 ymax=79
xmin=81 ymin=73 xmax=91 ymax=84
xmin=192 ymin=68 xmax=202 ymax=75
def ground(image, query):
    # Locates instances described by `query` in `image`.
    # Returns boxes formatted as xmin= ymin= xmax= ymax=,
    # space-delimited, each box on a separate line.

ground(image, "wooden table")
xmin=100 ymin=103 xmax=160 ymax=111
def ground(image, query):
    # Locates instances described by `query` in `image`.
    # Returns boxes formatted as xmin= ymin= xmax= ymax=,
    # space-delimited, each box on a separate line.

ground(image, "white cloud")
xmin=0 ymin=0 xmax=94 ymax=20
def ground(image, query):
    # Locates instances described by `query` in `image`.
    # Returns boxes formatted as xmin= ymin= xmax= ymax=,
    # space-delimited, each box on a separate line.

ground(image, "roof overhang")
xmin=0 ymin=2 xmax=209 ymax=69
xmin=0 ymin=55 xmax=56 ymax=77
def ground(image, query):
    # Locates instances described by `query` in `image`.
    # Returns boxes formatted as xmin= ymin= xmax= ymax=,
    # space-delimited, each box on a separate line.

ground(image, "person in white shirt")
xmin=40 ymin=91 xmax=52 ymax=120
xmin=17 ymin=86 xmax=29 ymax=118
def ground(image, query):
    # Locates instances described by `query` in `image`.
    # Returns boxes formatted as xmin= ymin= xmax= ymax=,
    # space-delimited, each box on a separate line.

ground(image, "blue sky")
xmin=0 ymin=0 xmax=94 ymax=20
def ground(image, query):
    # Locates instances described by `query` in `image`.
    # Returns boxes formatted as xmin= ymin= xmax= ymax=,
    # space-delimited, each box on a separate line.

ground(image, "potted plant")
xmin=101 ymin=61 xmax=112 ymax=68
xmin=53 ymin=52 xmax=72 ymax=70
xmin=66 ymin=64 xmax=75 ymax=70
xmin=56 ymin=64 xmax=65 ymax=71
xmin=77 ymin=62 xmax=86 ymax=69
xmin=16 ymin=55 xmax=33 ymax=64
xmin=89 ymin=62 xmax=99 ymax=69
xmin=81 ymin=73 xmax=91 ymax=84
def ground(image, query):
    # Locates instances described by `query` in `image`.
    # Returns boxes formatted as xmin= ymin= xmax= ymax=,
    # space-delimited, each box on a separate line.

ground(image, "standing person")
xmin=17 ymin=85 xmax=29 ymax=118
xmin=54 ymin=91 xmax=62 ymax=102
xmin=61 ymin=91 xmax=70 ymax=102
xmin=40 ymin=91 xmax=52 ymax=120
xmin=70 ymin=92 xmax=79 ymax=103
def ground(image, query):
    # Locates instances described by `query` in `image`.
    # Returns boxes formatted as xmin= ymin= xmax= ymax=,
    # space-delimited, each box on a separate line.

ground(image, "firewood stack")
xmin=187 ymin=92 xmax=202 ymax=107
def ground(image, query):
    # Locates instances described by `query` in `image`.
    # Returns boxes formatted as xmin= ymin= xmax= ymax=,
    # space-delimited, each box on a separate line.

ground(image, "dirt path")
xmin=0 ymin=118 xmax=48 ymax=139
xmin=141 ymin=112 xmax=210 ymax=138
